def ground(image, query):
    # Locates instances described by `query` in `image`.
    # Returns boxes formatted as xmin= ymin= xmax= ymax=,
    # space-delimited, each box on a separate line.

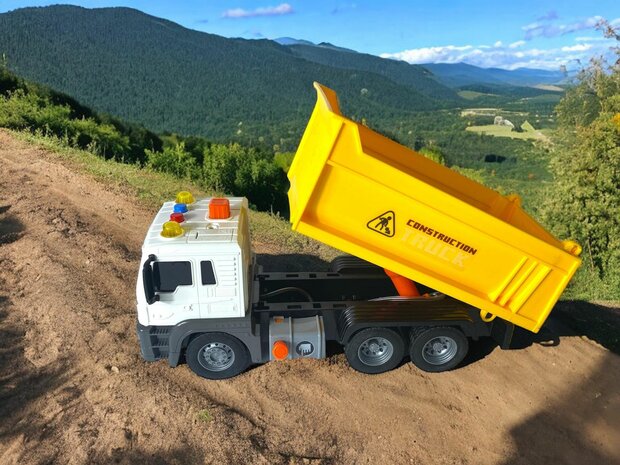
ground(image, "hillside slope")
xmin=284 ymin=43 xmax=460 ymax=103
xmin=0 ymin=5 xmax=459 ymax=143
xmin=0 ymin=130 xmax=619 ymax=465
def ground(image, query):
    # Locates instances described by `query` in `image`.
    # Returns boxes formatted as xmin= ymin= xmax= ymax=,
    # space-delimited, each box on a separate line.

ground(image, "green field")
xmin=457 ymin=90 xmax=498 ymax=100
xmin=465 ymin=123 xmax=546 ymax=140
xmin=460 ymin=108 xmax=528 ymax=117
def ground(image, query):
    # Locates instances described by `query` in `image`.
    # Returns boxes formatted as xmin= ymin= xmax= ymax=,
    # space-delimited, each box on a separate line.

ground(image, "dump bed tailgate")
xmin=288 ymin=83 xmax=581 ymax=333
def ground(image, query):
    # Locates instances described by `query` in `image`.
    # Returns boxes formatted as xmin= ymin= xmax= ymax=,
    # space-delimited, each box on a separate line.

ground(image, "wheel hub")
xmin=432 ymin=342 xmax=446 ymax=353
xmin=199 ymin=342 xmax=235 ymax=371
xmin=421 ymin=336 xmax=458 ymax=365
xmin=358 ymin=336 xmax=394 ymax=366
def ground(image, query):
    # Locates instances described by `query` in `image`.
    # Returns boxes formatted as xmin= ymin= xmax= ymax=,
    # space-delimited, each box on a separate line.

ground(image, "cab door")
xmin=147 ymin=257 xmax=199 ymax=325
xmin=197 ymin=255 xmax=244 ymax=318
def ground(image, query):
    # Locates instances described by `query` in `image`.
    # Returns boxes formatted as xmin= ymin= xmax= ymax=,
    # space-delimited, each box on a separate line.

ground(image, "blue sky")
xmin=1 ymin=1 xmax=619 ymax=70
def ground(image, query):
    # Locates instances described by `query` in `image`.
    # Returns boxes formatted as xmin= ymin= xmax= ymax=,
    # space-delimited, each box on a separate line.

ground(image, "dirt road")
xmin=1 ymin=131 xmax=619 ymax=465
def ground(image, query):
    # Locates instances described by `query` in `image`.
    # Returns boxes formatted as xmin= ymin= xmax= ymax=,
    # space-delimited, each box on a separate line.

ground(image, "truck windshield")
xmin=153 ymin=261 xmax=193 ymax=292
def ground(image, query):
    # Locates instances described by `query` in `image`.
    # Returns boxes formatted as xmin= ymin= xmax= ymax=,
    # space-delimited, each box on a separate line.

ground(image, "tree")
xmin=202 ymin=143 xmax=288 ymax=213
xmin=146 ymin=143 xmax=198 ymax=179
xmin=419 ymin=145 xmax=446 ymax=165
xmin=543 ymin=23 xmax=620 ymax=294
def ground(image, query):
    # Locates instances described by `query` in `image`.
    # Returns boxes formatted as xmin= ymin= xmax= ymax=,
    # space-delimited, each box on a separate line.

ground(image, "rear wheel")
xmin=186 ymin=333 xmax=250 ymax=380
xmin=345 ymin=328 xmax=405 ymax=374
xmin=409 ymin=327 xmax=468 ymax=373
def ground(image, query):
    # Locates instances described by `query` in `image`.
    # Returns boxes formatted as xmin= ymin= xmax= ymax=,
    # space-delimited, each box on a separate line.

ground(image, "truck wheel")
xmin=186 ymin=333 xmax=250 ymax=380
xmin=409 ymin=327 xmax=468 ymax=373
xmin=345 ymin=328 xmax=405 ymax=374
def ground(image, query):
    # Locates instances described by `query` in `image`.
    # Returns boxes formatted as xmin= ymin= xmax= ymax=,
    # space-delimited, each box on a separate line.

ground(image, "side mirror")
xmin=142 ymin=254 xmax=160 ymax=305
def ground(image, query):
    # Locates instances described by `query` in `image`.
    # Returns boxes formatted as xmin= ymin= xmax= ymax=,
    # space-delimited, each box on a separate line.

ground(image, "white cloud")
xmin=222 ymin=3 xmax=293 ymax=19
xmin=575 ymin=36 xmax=608 ymax=42
xmin=522 ymin=15 xmax=603 ymax=40
xmin=561 ymin=43 xmax=592 ymax=52
xmin=380 ymin=45 xmax=473 ymax=64
xmin=380 ymin=39 xmax=614 ymax=71
xmin=380 ymin=14 xmax=619 ymax=71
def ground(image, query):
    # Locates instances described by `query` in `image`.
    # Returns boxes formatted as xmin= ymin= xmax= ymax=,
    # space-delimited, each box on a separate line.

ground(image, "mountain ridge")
xmin=0 ymin=5 xmax=459 ymax=146
xmin=421 ymin=62 xmax=566 ymax=87
xmin=273 ymin=37 xmax=566 ymax=87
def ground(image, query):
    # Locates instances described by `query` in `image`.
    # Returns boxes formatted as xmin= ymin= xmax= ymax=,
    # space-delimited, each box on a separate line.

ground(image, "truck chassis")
xmin=138 ymin=260 xmax=510 ymax=379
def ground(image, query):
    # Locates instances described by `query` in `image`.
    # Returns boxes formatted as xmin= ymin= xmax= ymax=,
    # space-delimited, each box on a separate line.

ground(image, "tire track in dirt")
xmin=1 ymin=131 xmax=619 ymax=465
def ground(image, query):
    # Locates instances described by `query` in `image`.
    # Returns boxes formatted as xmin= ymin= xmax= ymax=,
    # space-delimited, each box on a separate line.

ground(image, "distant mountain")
xmin=275 ymin=38 xmax=358 ymax=53
xmin=422 ymin=62 xmax=566 ymax=88
xmin=282 ymin=43 xmax=461 ymax=103
xmin=276 ymin=39 xmax=563 ymax=99
xmin=273 ymin=37 xmax=314 ymax=46
xmin=0 ymin=6 xmax=460 ymax=145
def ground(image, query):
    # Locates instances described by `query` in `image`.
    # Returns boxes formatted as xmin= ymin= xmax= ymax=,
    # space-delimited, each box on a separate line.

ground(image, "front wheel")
xmin=186 ymin=332 xmax=250 ymax=380
xmin=345 ymin=328 xmax=405 ymax=374
xmin=409 ymin=327 xmax=469 ymax=373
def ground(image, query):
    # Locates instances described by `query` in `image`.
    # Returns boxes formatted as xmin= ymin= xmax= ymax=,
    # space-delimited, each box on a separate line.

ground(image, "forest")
xmin=0 ymin=5 xmax=462 ymax=151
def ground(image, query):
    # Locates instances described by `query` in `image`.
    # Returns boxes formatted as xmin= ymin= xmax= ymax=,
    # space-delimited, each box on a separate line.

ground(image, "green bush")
xmin=543 ymin=46 xmax=620 ymax=299
xmin=146 ymin=143 xmax=199 ymax=179
xmin=0 ymin=68 xmax=159 ymax=163
xmin=202 ymin=143 xmax=288 ymax=214
xmin=419 ymin=145 xmax=446 ymax=165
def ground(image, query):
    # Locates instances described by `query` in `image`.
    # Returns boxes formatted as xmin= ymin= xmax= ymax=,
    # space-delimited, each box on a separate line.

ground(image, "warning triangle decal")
xmin=367 ymin=211 xmax=395 ymax=237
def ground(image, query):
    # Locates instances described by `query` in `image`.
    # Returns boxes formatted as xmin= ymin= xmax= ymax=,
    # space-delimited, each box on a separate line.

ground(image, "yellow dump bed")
xmin=288 ymin=82 xmax=581 ymax=333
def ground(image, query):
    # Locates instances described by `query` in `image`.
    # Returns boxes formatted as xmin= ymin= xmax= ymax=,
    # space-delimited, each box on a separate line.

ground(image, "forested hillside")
xmin=284 ymin=43 xmax=460 ymax=103
xmin=0 ymin=5 xmax=461 ymax=147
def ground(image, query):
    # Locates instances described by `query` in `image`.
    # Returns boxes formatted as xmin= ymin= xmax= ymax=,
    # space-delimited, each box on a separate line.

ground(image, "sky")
xmin=1 ymin=0 xmax=619 ymax=70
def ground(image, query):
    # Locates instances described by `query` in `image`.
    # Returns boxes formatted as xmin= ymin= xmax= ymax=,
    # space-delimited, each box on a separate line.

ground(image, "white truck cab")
xmin=136 ymin=196 xmax=252 ymax=327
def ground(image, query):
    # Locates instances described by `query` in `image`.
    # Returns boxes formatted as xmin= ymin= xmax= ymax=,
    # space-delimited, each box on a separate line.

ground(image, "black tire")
xmin=344 ymin=328 xmax=405 ymax=374
xmin=186 ymin=332 xmax=250 ymax=380
xmin=409 ymin=327 xmax=469 ymax=373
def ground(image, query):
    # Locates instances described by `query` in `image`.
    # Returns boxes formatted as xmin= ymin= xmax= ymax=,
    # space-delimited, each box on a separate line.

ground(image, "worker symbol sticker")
xmin=367 ymin=211 xmax=395 ymax=237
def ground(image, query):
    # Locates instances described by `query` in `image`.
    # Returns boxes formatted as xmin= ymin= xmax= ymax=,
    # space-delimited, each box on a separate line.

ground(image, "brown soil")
xmin=1 ymin=130 xmax=619 ymax=465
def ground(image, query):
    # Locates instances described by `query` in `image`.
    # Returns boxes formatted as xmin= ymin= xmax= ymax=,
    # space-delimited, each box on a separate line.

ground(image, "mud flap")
xmin=491 ymin=319 xmax=515 ymax=349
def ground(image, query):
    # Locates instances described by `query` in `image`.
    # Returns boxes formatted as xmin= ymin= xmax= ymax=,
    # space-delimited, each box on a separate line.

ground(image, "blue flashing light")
xmin=173 ymin=203 xmax=188 ymax=213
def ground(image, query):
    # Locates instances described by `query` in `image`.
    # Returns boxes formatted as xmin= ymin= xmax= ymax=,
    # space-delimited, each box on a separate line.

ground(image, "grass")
xmin=7 ymin=129 xmax=339 ymax=261
xmin=533 ymin=84 xmax=564 ymax=92
xmin=458 ymin=90 xmax=498 ymax=100
xmin=197 ymin=409 xmax=213 ymax=423
xmin=519 ymin=93 xmax=563 ymax=104
xmin=12 ymin=129 xmax=195 ymax=208
xmin=465 ymin=124 xmax=546 ymax=141
xmin=460 ymin=108 xmax=529 ymax=117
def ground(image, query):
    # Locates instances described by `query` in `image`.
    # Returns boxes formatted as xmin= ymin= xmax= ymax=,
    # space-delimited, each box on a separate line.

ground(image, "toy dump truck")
xmin=136 ymin=83 xmax=581 ymax=380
